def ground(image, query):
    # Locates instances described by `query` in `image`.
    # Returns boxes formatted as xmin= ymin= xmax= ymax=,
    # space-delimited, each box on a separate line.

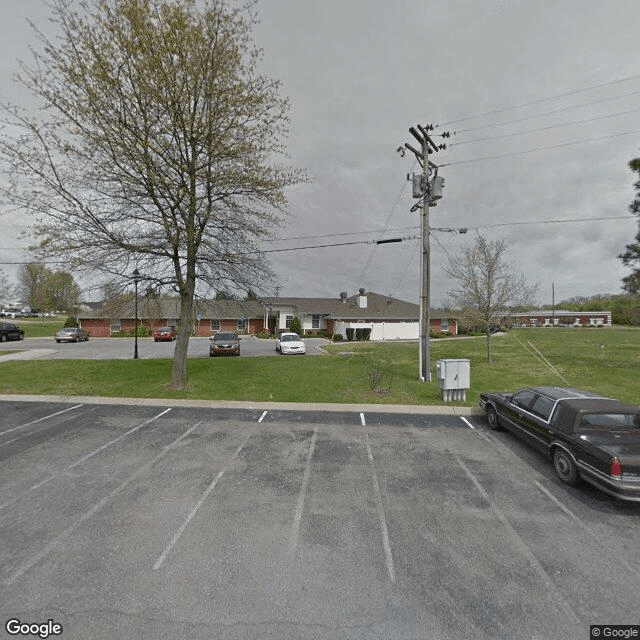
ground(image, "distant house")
xmin=78 ymin=289 xmax=459 ymax=341
xmin=511 ymin=309 xmax=612 ymax=327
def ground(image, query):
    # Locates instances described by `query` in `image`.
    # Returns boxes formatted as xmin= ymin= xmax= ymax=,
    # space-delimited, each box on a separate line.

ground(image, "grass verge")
xmin=0 ymin=327 xmax=638 ymax=406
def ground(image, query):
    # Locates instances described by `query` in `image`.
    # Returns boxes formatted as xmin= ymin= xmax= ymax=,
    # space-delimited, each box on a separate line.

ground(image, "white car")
xmin=276 ymin=332 xmax=306 ymax=355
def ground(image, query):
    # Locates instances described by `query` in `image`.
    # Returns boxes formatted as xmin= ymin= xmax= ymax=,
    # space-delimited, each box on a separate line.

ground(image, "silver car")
xmin=55 ymin=327 xmax=90 ymax=343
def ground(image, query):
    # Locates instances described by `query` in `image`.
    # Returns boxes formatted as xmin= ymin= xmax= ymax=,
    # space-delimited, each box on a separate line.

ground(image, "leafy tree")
xmin=444 ymin=234 xmax=538 ymax=362
xmin=0 ymin=0 xmax=305 ymax=389
xmin=619 ymin=156 xmax=640 ymax=294
xmin=17 ymin=262 xmax=50 ymax=309
xmin=17 ymin=262 xmax=80 ymax=311
xmin=289 ymin=316 xmax=302 ymax=335
xmin=0 ymin=268 xmax=17 ymax=303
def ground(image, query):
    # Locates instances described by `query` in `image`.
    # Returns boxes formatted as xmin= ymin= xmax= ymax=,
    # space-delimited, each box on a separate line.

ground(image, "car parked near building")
xmin=275 ymin=332 xmax=306 ymax=355
xmin=0 ymin=322 xmax=24 ymax=342
xmin=55 ymin=327 xmax=90 ymax=343
xmin=209 ymin=331 xmax=240 ymax=357
xmin=152 ymin=326 xmax=176 ymax=342
xmin=480 ymin=386 xmax=640 ymax=502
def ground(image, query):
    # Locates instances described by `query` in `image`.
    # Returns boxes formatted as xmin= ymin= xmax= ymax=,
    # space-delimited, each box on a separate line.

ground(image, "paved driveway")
xmin=1 ymin=398 xmax=638 ymax=639
xmin=0 ymin=336 xmax=329 ymax=360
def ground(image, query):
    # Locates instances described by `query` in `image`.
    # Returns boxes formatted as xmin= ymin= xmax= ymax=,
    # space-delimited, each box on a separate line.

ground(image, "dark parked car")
xmin=0 ymin=322 xmax=24 ymax=342
xmin=209 ymin=331 xmax=240 ymax=357
xmin=55 ymin=327 xmax=89 ymax=343
xmin=480 ymin=386 xmax=640 ymax=502
xmin=152 ymin=326 xmax=176 ymax=342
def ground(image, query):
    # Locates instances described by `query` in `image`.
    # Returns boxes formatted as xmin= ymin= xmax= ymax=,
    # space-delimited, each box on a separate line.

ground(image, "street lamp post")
xmin=133 ymin=269 xmax=141 ymax=360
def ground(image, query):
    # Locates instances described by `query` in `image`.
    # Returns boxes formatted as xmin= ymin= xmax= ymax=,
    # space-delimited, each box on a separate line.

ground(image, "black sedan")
xmin=479 ymin=386 xmax=640 ymax=502
xmin=0 ymin=322 xmax=24 ymax=342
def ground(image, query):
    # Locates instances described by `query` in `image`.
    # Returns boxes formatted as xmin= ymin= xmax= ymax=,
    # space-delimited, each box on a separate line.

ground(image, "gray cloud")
xmin=1 ymin=0 xmax=639 ymax=307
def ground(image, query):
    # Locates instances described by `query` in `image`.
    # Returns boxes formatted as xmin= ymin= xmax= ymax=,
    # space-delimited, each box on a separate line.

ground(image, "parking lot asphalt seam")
xmin=0 ymin=393 xmax=482 ymax=416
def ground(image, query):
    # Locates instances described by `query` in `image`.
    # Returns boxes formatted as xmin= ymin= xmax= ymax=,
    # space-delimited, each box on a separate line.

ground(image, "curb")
xmin=0 ymin=393 xmax=482 ymax=415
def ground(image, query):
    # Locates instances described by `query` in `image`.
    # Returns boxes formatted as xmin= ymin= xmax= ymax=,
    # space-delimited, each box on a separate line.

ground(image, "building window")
xmin=440 ymin=319 xmax=449 ymax=332
xmin=210 ymin=319 xmax=220 ymax=331
xmin=110 ymin=319 xmax=122 ymax=332
xmin=285 ymin=315 xmax=293 ymax=328
xmin=237 ymin=318 xmax=247 ymax=332
xmin=312 ymin=314 xmax=320 ymax=329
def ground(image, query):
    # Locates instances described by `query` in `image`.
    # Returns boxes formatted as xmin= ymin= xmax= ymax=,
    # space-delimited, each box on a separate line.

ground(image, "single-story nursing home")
xmin=78 ymin=289 xmax=459 ymax=341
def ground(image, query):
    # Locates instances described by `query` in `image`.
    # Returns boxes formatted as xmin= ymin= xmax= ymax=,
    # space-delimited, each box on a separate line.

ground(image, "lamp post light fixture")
xmin=133 ymin=268 xmax=141 ymax=360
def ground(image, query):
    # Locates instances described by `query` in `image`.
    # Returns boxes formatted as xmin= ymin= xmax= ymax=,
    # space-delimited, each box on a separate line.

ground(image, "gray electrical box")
xmin=435 ymin=358 xmax=470 ymax=402
xmin=412 ymin=174 xmax=423 ymax=198
xmin=430 ymin=175 xmax=445 ymax=200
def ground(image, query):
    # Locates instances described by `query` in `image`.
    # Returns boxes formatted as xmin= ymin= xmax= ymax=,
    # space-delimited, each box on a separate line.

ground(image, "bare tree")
xmin=444 ymin=234 xmax=538 ymax=362
xmin=0 ymin=0 xmax=306 ymax=388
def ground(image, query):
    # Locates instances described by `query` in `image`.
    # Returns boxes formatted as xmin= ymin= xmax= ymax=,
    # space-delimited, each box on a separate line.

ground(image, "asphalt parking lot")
xmin=0 ymin=336 xmax=328 ymax=360
xmin=1 ymin=398 xmax=638 ymax=640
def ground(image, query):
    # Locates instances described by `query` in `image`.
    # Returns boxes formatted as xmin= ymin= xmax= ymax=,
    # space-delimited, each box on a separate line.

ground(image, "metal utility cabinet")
xmin=436 ymin=358 xmax=470 ymax=402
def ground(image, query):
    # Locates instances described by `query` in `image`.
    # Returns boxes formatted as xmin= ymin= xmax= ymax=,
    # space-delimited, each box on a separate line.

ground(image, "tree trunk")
xmin=170 ymin=290 xmax=194 ymax=389
xmin=486 ymin=329 xmax=493 ymax=364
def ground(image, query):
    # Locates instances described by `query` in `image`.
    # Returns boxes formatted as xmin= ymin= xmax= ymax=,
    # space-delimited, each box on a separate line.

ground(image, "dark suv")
xmin=209 ymin=331 xmax=240 ymax=357
xmin=0 ymin=322 xmax=24 ymax=342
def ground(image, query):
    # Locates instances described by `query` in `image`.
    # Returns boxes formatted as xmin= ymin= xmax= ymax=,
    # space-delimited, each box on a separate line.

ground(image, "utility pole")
xmin=402 ymin=124 xmax=448 ymax=382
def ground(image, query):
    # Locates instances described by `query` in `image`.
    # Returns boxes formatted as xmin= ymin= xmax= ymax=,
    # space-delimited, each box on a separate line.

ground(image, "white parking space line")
xmin=534 ymin=480 xmax=640 ymax=580
xmin=460 ymin=416 xmax=500 ymax=444
xmin=533 ymin=481 xmax=592 ymax=533
xmin=0 ymin=407 xmax=173 ymax=512
xmin=289 ymin=427 xmax=318 ymax=555
xmin=258 ymin=411 xmax=268 ymax=423
xmin=452 ymin=451 xmax=582 ymax=626
xmin=363 ymin=422 xmax=396 ymax=583
xmin=0 ymin=404 xmax=84 ymax=437
xmin=5 ymin=420 xmax=201 ymax=585
xmin=460 ymin=416 xmax=474 ymax=429
xmin=153 ymin=434 xmax=251 ymax=571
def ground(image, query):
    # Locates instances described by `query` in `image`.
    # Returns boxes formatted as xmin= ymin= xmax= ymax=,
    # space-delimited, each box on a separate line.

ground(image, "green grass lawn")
xmin=11 ymin=317 xmax=66 ymax=338
xmin=0 ymin=327 xmax=638 ymax=406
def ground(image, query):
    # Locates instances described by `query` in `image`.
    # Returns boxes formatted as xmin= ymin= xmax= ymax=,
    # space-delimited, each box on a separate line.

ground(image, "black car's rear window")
xmin=578 ymin=413 xmax=640 ymax=429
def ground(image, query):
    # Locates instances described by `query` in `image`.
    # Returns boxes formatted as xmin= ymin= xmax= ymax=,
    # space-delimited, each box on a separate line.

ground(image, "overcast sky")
xmin=1 ymin=0 xmax=640 ymax=307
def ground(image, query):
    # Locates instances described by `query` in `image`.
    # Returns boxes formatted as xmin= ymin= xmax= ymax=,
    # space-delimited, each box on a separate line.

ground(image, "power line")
xmin=468 ymin=214 xmax=637 ymax=230
xmin=390 ymin=239 xmax=420 ymax=299
xmin=449 ymin=89 xmax=640 ymax=136
xmin=436 ymin=72 xmax=640 ymax=128
xmin=356 ymin=160 xmax=416 ymax=288
xmin=439 ymin=129 xmax=640 ymax=167
xmin=450 ymin=107 xmax=640 ymax=146
xmin=260 ymin=225 xmax=419 ymax=244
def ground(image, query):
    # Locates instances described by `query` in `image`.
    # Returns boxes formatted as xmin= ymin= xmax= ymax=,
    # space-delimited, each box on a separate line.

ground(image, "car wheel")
xmin=0 ymin=334 xmax=6 ymax=343
xmin=553 ymin=448 xmax=579 ymax=485
xmin=485 ymin=406 xmax=501 ymax=430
